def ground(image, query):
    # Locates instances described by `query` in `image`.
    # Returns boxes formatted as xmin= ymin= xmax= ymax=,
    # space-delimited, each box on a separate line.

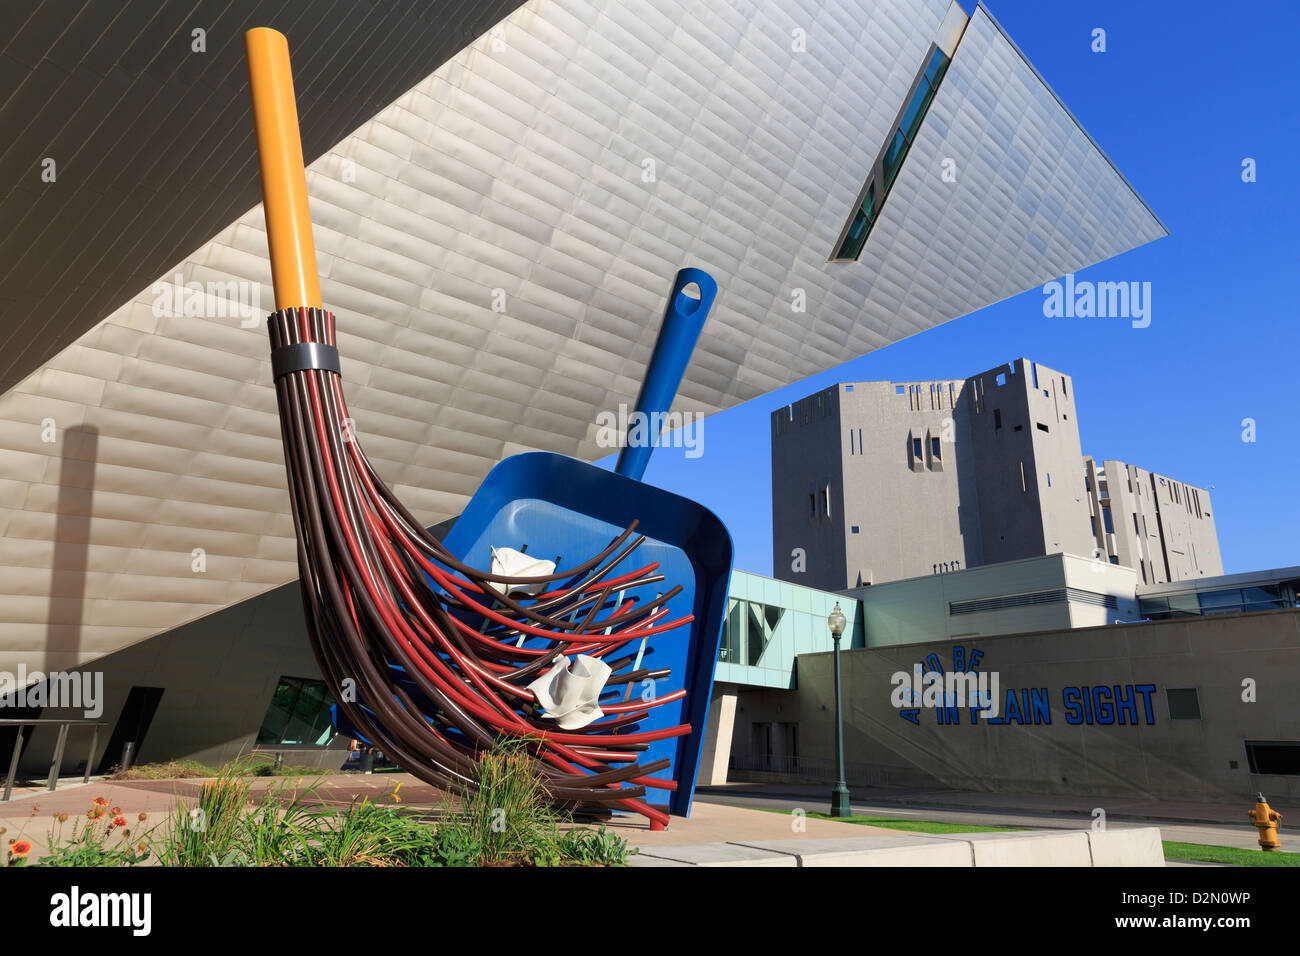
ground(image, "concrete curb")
xmin=695 ymin=786 xmax=1299 ymax=830
xmin=627 ymin=827 xmax=1165 ymax=867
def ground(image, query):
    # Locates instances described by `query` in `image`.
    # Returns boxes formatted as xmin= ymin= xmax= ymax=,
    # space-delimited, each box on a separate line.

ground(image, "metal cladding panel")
xmin=0 ymin=0 xmax=527 ymax=394
xmin=0 ymin=0 xmax=1165 ymax=675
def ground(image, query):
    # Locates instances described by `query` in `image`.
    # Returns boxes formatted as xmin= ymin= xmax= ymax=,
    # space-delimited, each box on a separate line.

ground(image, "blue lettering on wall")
xmin=897 ymin=649 xmax=1157 ymax=730
xmin=1134 ymin=684 xmax=1156 ymax=724
xmin=1113 ymin=684 xmax=1137 ymax=725
xmin=1094 ymin=685 xmax=1114 ymax=725
xmin=1030 ymin=688 xmax=1051 ymax=724
xmin=1003 ymin=688 xmax=1023 ymax=725
xmin=1063 ymin=686 xmax=1084 ymax=725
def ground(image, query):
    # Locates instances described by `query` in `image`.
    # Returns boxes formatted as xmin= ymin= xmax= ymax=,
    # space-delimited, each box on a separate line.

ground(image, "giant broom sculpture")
xmin=246 ymin=28 xmax=731 ymax=829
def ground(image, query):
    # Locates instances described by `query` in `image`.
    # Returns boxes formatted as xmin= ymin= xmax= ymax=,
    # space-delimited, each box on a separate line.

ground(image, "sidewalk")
xmin=697 ymin=781 xmax=1297 ymax=829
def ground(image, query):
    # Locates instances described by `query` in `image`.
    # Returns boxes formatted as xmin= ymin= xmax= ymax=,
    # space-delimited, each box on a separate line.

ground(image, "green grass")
xmin=108 ymin=758 xmax=330 ymax=781
xmin=1162 ymin=841 xmax=1300 ymax=867
xmin=752 ymin=810 xmax=1298 ymax=864
xmin=755 ymin=807 xmax=1025 ymax=834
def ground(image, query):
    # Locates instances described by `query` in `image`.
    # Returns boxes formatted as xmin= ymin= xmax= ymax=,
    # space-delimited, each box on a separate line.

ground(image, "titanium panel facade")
xmin=0 ymin=0 xmax=1166 ymax=680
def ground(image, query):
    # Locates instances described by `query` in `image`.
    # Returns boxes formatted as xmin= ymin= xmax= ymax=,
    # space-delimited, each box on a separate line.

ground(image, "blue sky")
xmin=599 ymin=0 xmax=1299 ymax=578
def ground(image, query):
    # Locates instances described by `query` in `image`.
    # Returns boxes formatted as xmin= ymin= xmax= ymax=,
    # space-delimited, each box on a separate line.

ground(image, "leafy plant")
xmin=9 ymin=752 xmax=634 ymax=868
xmin=151 ymin=765 xmax=254 ymax=867
xmin=20 ymin=799 xmax=155 ymax=867
xmin=555 ymin=825 xmax=632 ymax=866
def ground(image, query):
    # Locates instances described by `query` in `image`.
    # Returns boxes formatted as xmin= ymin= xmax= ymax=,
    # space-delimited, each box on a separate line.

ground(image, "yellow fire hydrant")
xmin=1248 ymin=793 xmax=1283 ymax=851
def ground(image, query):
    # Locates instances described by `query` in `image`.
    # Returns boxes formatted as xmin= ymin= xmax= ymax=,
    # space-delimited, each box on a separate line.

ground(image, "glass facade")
xmin=715 ymin=571 xmax=863 ymax=689
xmin=1139 ymin=584 xmax=1293 ymax=620
xmin=257 ymin=676 xmax=338 ymax=746
xmin=834 ymin=47 xmax=950 ymax=261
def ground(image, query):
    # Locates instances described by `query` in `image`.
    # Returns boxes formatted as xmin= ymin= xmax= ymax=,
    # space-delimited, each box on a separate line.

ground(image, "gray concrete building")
xmin=772 ymin=358 xmax=1222 ymax=590
xmin=1085 ymin=457 xmax=1222 ymax=584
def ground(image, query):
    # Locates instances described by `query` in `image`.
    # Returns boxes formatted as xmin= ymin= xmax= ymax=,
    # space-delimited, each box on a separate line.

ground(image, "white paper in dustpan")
xmin=526 ymin=654 xmax=612 ymax=729
xmin=488 ymin=546 xmax=556 ymax=596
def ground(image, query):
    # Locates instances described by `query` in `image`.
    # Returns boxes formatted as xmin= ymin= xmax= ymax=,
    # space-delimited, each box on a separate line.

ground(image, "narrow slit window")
xmin=831 ymin=47 xmax=950 ymax=261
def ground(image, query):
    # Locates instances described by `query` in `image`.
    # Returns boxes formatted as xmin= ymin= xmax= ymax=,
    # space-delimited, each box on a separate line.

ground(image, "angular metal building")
xmin=0 ymin=0 xmax=1165 ymax=775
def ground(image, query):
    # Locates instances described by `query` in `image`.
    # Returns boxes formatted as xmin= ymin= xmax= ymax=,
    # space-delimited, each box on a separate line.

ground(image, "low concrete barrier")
xmin=627 ymin=827 xmax=1165 ymax=867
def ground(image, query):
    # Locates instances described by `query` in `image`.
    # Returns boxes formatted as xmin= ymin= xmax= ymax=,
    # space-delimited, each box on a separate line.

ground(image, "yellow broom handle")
xmin=245 ymin=28 xmax=321 ymax=311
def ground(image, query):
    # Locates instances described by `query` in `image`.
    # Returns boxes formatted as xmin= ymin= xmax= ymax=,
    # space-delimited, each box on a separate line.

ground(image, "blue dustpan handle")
xmin=614 ymin=267 xmax=717 ymax=481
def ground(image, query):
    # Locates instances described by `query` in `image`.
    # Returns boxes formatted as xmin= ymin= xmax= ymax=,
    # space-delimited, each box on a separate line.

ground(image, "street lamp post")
xmin=827 ymin=602 xmax=851 ymax=817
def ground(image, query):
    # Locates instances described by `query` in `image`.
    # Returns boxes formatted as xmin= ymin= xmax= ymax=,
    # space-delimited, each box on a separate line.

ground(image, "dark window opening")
xmin=1246 ymin=741 xmax=1300 ymax=775
xmin=1166 ymin=688 xmax=1201 ymax=720
xmin=1036 ymin=422 xmax=1049 ymax=433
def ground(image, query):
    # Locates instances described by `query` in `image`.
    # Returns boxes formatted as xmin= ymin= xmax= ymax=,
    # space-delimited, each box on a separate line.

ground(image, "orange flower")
xmin=112 ymin=815 xmax=128 ymax=828
xmin=92 ymin=797 xmax=109 ymax=807
xmin=57 ymin=813 xmax=68 ymax=823
xmin=138 ymin=812 xmax=147 ymax=822
xmin=9 ymin=840 xmax=32 ymax=858
xmin=111 ymin=806 xmax=122 ymax=815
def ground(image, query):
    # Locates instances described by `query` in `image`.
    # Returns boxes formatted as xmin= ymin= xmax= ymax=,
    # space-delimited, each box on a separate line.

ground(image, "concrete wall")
xmin=967 ymin=359 xmax=1094 ymax=565
xmin=835 ymin=378 xmax=982 ymax=585
xmin=1091 ymin=459 xmax=1222 ymax=583
xmin=770 ymin=387 xmax=848 ymax=590
xmin=729 ymin=607 xmax=1300 ymax=802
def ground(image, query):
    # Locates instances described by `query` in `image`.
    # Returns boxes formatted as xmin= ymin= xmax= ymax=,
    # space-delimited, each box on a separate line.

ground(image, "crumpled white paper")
xmin=488 ymin=546 xmax=556 ymax=597
xmin=526 ymin=654 xmax=612 ymax=729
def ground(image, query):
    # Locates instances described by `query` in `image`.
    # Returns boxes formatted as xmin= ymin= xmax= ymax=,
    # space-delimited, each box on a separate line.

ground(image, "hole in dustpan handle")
xmin=614 ymin=267 xmax=718 ymax=482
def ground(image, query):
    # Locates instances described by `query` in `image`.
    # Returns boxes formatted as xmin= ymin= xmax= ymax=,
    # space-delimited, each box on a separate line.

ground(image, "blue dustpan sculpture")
xmin=440 ymin=268 xmax=732 ymax=818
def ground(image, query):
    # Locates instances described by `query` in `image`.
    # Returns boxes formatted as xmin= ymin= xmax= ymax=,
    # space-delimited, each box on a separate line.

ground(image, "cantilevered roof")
xmin=0 ymin=0 xmax=525 ymax=393
xmin=0 ymin=0 xmax=1166 ymax=676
